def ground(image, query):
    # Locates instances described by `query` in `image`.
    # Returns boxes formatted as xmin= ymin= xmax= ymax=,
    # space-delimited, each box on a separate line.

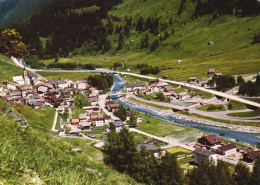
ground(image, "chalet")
xmin=13 ymin=76 xmax=24 ymax=86
xmin=78 ymin=122 xmax=92 ymax=131
xmin=126 ymin=83 xmax=146 ymax=92
xmin=177 ymin=92 xmax=190 ymax=100
xmin=109 ymin=120 xmax=124 ymax=132
xmin=197 ymin=134 xmax=222 ymax=148
xmin=177 ymin=60 xmax=182 ymax=64
xmin=7 ymin=83 xmax=17 ymax=90
xmin=104 ymin=115 xmax=111 ymax=124
xmin=189 ymin=77 xmax=197 ymax=83
xmin=164 ymin=85 xmax=173 ymax=92
xmin=57 ymin=106 xmax=65 ymax=114
xmin=83 ymin=106 xmax=100 ymax=112
xmin=149 ymin=85 xmax=160 ymax=94
xmin=243 ymin=151 xmax=260 ymax=163
xmin=214 ymin=73 xmax=223 ymax=78
xmin=150 ymin=79 xmax=159 ymax=84
xmin=56 ymin=80 xmax=68 ymax=89
xmin=88 ymin=97 xmax=98 ymax=106
xmin=163 ymin=75 xmax=169 ymax=79
xmin=218 ymin=144 xmax=237 ymax=156
xmin=194 ymin=148 xmax=217 ymax=165
xmin=208 ymin=69 xmax=215 ymax=74
xmin=107 ymin=104 xmax=119 ymax=113
xmin=105 ymin=101 xmax=115 ymax=108
xmin=137 ymin=144 xmax=165 ymax=158
xmin=71 ymin=119 xmax=79 ymax=125
xmin=90 ymin=115 xmax=104 ymax=126
xmin=79 ymin=113 xmax=89 ymax=122
xmin=77 ymin=79 xmax=88 ymax=90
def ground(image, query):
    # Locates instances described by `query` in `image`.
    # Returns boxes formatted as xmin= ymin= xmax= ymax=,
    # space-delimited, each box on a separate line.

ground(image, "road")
xmin=51 ymin=110 xmax=58 ymax=132
xmin=11 ymin=57 xmax=260 ymax=109
xmin=99 ymin=94 xmax=119 ymax=120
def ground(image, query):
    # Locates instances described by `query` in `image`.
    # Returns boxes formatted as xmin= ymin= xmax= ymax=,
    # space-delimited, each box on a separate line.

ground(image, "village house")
xmin=126 ymin=111 xmax=143 ymax=123
xmin=197 ymin=134 xmax=222 ymax=148
xmin=208 ymin=68 xmax=215 ymax=74
xmin=149 ymin=84 xmax=160 ymax=94
xmin=105 ymin=101 xmax=115 ymax=108
xmin=90 ymin=115 xmax=104 ymax=127
xmin=20 ymin=85 xmax=33 ymax=97
xmin=77 ymin=79 xmax=88 ymax=90
xmin=57 ymin=105 xmax=65 ymax=114
xmin=218 ymin=144 xmax=237 ymax=156
xmin=7 ymin=82 xmax=17 ymax=90
xmin=88 ymin=97 xmax=99 ymax=106
xmin=194 ymin=148 xmax=217 ymax=165
xmin=189 ymin=77 xmax=197 ymax=83
xmin=13 ymin=76 xmax=25 ymax=86
xmin=137 ymin=144 xmax=166 ymax=158
xmin=78 ymin=122 xmax=92 ymax=131
xmin=126 ymin=83 xmax=147 ymax=92
xmin=79 ymin=113 xmax=90 ymax=122
xmin=104 ymin=115 xmax=112 ymax=124
xmin=150 ymin=79 xmax=159 ymax=85
xmin=243 ymin=151 xmax=260 ymax=163
xmin=109 ymin=120 xmax=124 ymax=132
xmin=56 ymin=80 xmax=68 ymax=89
xmin=107 ymin=103 xmax=119 ymax=113
xmin=177 ymin=92 xmax=190 ymax=100
xmin=71 ymin=119 xmax=79 ymax=125
xmin=214 ymin=73 xmax=223 ymax=78
xmin=83 ymin=106 xmax=100 ymax=112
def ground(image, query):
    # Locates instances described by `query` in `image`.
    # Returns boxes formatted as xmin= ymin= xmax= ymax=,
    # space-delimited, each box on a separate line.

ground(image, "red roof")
xmin=90 ymin=115 xmax=104 ymax=120
xmin=205 ymin=134 xmax=222 ymax=145
xmin=71 ymin=119 xmax=79 ymax=124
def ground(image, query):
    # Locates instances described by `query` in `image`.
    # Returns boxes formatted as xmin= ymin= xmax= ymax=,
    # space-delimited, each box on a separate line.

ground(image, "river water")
xmin=110 ymin=75 xmax=260 ymax=146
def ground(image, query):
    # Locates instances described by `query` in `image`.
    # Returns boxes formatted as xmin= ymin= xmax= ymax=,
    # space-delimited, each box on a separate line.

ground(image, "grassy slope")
xmin=40 ymin=0 xmax=260 ymax=81
xmin=0 ymin=55 xmax=23 ymax=82
xmin=37 ymin=71 xmax=99 ymax=81
xmin=0 ymin=101 xmax=137 ymax=184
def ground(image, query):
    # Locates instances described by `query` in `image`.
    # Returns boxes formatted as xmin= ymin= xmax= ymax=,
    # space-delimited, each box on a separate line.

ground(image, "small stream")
xmin=110 ymin=75 xmax=260 ymax=146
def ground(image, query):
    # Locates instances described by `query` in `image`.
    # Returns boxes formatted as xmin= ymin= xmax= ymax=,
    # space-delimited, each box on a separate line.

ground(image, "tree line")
xmin=238 ymin=75 xmax=260 ymax=97
xmin=87 ymin=74 xmax=114 ymax=93
xmin=104 ymin=127 xmax=260 ymax=185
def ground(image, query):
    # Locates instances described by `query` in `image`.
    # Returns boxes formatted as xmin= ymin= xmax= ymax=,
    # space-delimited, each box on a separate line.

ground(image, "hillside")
xmin=0 ymin=55 xmax=23 ymax=82
xmin=0 ymin=0 xmax=54 ymax=26
xmin=0 ymin=98 xmax=138 ymax=184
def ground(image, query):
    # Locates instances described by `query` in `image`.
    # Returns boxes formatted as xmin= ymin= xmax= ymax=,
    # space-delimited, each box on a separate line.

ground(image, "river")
xmin=110 ymin=75 xmax=260 ymax=146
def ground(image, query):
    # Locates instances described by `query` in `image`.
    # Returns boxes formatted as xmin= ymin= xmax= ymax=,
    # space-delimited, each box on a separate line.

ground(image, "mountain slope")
xmin=0 ymin=0 xmax=54 ymax=26
xmin=0 ymin=55 xmax=23 ymax=82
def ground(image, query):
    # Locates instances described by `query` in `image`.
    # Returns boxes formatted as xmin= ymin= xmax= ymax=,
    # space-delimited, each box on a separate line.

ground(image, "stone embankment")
xmin=122 ymin=97 xmax=260 ymax=134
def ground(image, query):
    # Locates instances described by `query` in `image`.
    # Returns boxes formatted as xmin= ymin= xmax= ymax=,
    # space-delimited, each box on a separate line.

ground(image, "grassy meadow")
xmin=0 ymin=55 xmax=23 ymax=82
xmin=38 ymin=71 xmax=99 ymax=81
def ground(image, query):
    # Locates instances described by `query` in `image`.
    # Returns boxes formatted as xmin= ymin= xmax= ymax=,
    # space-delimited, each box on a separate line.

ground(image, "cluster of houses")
xmin=193 ymin=134 xmax=260 ymax=165
xmin=0 ymin=68 xmax=100 ymax=109
xmin=188 ymin=68 xmax=222 ymax=86
xmin=126 ymin=78 xmax=193 ymax=101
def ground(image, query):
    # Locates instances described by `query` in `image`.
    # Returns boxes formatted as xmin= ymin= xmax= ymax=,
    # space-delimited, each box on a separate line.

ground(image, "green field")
xmin=128 ymin=97 xmax=171 ymax=110
xmin=0 ymin=55 xmax=23 ymax=82
xmin=188 ymin=89 xmax=215 ymax=100
xmin=227 ymin=100 xmax=248 ymax=110
xmin=227 ymin=110 xmax=260 ymax=118
xmin=135 ymin=111 xmax=195 ymax=137
xmin=197 ymin=104 xmax=226 ymax=112
xmin=38 ymin=71 xmax=99 ymax=81
xmin=122 ymin=74 xmax=150 ymax=84
xmin=166 ymin=146 xmax=193 ymax=158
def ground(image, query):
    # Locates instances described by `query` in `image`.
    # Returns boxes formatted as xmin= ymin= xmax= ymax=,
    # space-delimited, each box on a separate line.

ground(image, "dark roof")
xmin=88 ymin=97 xmax=98 ymax=102
xmin=194 ymin=148 xmax=214 ymax=157
xmin=137 ymin=144 xmax=159 ymax=152
xmin=246 ymin=151 xmax=260 ymax=159
xmin=126 ymin=83 xmax=146 ymax=88
xmin=111 ymin=120 xmax=124 ymax=127
xmin=150 ymin=79 xmax=159 ymax=82
xmin=219 ymin=144 xmax=236 ymax=151
xmin=204 ymin=134 xmax=222 ymax=145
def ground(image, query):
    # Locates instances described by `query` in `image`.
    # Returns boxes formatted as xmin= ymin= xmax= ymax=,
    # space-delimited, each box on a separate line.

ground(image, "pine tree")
xmin=234 ymin=162 xmax=251 ymax=185
xmin=250 ymin=159 xmax=260 ymax=185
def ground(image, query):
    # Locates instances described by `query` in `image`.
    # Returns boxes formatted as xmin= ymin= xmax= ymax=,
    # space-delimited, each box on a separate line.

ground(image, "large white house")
xmin=13 ymin=76 xmax=25 ymax=86
xmin=194 ymin=148 xmax=217 ymax=165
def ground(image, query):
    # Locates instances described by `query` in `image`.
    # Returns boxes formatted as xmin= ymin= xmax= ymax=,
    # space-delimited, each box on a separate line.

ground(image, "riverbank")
xmin=122 ymin=96 xmax=260 ymax=134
